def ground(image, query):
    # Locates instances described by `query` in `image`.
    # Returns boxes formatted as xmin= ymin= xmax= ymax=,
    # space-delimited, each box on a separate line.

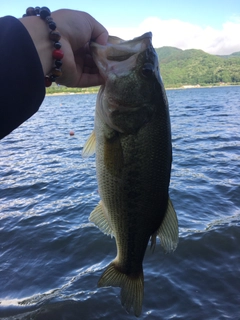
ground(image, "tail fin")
xmin=98 ymin=262 xmax=144 ymax=317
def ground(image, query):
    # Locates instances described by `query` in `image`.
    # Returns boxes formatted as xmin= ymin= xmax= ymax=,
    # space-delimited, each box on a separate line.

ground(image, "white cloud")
xmin=108 ymin=17 xmax=240 ymax=55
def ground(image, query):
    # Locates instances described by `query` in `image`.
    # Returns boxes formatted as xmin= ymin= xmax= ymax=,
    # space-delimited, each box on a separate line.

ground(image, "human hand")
xmin=52 ymin=9 xmax=108 ymax=87
xmin=20 ymin=9 xmax=108 ymax=88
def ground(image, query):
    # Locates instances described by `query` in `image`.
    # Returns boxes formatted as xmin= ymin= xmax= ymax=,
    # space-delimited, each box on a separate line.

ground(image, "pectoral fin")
xmin=104 ymin=132 xmax=124 ymax=177
xmin=89 ymin=201 xmax=114 ymax=237
xmin=82 ymin=130 xmax=96 ymax=157
xmin=157 ymin=197 xmax=178 ymax=252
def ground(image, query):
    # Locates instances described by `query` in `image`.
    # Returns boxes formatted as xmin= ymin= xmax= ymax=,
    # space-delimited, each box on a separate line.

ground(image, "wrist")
xmin=19 ymin=16 xmax=52 ymax=76
xmin=19 ymin=7 xmax=64 ymax=87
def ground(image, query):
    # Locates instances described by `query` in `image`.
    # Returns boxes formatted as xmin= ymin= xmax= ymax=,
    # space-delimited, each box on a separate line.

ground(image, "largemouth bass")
xmin=83 ymin=32 xmax=178 ymax=317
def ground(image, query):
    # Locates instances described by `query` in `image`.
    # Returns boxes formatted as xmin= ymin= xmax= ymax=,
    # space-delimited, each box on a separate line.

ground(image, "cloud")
xmin=108 ymin=17 xmax=240 ymax=55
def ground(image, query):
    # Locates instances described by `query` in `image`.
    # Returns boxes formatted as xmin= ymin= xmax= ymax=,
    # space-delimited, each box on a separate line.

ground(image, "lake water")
xmin=0 ymin=86 xmax=240 ymax=319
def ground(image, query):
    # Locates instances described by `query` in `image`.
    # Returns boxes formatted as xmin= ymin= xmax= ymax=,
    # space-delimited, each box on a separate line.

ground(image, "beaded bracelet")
xmin=23 ymin=6 xmax=64 ymax=87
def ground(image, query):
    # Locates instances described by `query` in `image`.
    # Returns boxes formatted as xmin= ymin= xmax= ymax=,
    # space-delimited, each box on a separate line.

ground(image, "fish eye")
xmin=142 ymin=63 xmax=154 ymax=77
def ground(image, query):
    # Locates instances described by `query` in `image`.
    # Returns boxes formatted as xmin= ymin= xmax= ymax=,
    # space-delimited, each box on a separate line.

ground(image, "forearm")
xmin=0 ymin=8 xmax=108 ymax=139
xmin=0 ymin=16 xmax=45 ymax=139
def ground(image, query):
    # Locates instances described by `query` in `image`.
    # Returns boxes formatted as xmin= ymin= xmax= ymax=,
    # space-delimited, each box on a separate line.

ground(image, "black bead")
xmin=54 ymin=42 xmax=62 ymax=50
xmin=41 ymin=6 xmax=50 ymax=13
xmin=49 ymin=75 xmax=57 ymax=82
xmin=55 ymin=60 xmax=63 ymax=68
xmin=45 ymin=16 xmax=53 ymax=23
xmin=48 ymin=21 xmax=57 ymax=30
xmin=26 ymin=7 xmax=35 ymax=16
xmin=40 ymin=7 xmax=51 ymax=20
xmin=34 ymin=7 xmax=40 ymax=15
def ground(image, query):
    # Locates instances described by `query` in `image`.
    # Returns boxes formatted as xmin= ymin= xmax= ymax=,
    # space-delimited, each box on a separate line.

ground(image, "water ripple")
xmin=0 ymin=88 xmax=240 ymax=319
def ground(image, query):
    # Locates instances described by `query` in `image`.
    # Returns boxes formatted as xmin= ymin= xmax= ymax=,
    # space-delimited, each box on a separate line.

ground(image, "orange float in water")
xmin=69 ymin=130 xmax=74 ymax=136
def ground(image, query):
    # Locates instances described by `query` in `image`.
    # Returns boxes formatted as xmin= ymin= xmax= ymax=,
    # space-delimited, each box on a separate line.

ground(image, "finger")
xmin=89 ymin=17 xmax=108 ymax=45
xmin=93 ymin=30 xmax=108 ymax=45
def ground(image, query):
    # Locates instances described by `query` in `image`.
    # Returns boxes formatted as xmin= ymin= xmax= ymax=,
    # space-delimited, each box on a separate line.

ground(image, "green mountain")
xmin=218 ymin=51 xmax=240 ymax=58
xmin=156 ymin=46 xmax=240 ymax=88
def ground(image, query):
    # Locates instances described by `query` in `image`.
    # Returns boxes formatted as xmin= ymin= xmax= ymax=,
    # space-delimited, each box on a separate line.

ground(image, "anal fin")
xmin=89 ymin=201 xmax=114 ymax=237
xmin=157 ymin=197 xmax=178 ymax=252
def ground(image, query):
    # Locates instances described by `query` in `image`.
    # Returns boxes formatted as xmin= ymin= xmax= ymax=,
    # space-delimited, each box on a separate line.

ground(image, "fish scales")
xmin=96 ymin=115 xmax=169 ymax=267
xmin=83 ymin=32 xmax=178 ymax=317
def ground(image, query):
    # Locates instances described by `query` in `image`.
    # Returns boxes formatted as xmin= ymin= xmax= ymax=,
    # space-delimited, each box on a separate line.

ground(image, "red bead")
xmin=52 ymin=49 xmax=64 ymax=60
xmin=45 ymin=76 xmax=52 ymax=87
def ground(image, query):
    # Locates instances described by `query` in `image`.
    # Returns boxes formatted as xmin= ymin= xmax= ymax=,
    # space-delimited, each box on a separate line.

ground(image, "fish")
xmin=82 ymin=32 xmax=178 ymax=317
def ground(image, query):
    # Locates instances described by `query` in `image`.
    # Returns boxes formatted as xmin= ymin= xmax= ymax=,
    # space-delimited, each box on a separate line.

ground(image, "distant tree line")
xmin=46 ymin=84 xmax=99 ymax=95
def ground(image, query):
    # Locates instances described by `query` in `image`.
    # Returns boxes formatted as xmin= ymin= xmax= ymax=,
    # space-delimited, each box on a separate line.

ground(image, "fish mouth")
xmin=107 ymin=51 xmax=136 ymax=62
xmin=105 ymin=33 xmax=153 ymax=62
xmin=90 ymin=32 xmax=153 ymax=80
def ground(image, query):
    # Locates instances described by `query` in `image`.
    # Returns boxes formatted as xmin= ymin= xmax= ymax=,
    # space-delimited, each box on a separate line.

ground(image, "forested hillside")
xmin=156 ymin=47 xmax=240 ymax=87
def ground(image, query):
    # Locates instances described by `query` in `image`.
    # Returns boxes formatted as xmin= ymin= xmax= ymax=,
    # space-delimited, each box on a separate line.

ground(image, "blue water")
xmin=0 ymin=87 xmax=240 ymax=319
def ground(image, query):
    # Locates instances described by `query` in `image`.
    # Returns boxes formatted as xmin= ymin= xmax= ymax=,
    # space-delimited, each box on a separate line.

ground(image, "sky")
xmin=1 ymin=0 xmax=240 ymax=55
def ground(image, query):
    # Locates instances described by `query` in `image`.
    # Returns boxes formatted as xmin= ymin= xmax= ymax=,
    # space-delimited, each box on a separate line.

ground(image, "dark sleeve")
xmin=0 ymin=16 xmax=45 ymax=140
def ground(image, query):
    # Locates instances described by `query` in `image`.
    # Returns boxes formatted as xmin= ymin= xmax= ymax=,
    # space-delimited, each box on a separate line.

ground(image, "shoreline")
xmin=46 ymin=84 xmax=240 ymax=96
